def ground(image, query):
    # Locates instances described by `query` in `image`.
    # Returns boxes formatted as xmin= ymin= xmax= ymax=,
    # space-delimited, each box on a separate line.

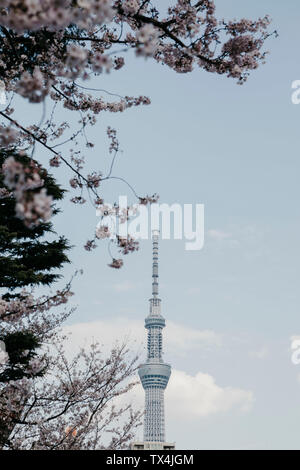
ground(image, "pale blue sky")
xmin=9 ymin=0 xmax=300 ymax=449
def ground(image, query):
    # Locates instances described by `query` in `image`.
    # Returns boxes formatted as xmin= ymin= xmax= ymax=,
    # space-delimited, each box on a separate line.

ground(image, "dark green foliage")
xmin=0 ymin=331 xmax=43 ymax=382
xmin=0 ymin=148 xmax=71 ymax=383
xmin=0 ymin=148 xmax=71 ymax=291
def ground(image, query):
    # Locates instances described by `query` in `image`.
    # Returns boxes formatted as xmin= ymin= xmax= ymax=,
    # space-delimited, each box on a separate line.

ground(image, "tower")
xmin=131 ymin=231 xmax=175 ymax=450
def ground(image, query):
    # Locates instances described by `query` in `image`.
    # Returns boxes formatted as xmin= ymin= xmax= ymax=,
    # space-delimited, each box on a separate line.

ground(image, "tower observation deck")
xmin=131 ymin=231 xmax=175 ymax=451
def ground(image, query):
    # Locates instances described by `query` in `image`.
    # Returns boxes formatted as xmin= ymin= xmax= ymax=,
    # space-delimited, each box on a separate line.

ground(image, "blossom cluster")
xmin=0 ymin=287 xmax=73 ymax=324
xmin=0 ymin=126 xmax=18 ymax=146
xmin=17 ymin=67 xmax=52 ymax=103
xmin=2 ymin=156 xmax=53 ymax=227
xmin=136 ymin=24 xmax=160 ymax=57
xmin=0 ymin=0 xmax=274 ymax=268
xmin=0 ymin=0 xmax=114 ymax=33
xmin=0 ymin=340 xmax=140 ymax=449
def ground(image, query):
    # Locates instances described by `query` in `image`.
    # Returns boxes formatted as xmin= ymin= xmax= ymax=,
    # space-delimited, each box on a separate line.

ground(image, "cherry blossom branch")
xmin=0 ymin=110 xmax=99 ymax=197
xmin=72 ymin=82 xmax=124 ymax=100
xmin=102 ymin=175 xmax=140 ymax=199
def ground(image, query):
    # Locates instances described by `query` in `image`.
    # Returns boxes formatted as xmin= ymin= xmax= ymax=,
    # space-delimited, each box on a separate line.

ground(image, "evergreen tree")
xmin=0 ymin=149 xmax=70 ymax=294
xmin=0 ymin=148 xmax=71 ymax=383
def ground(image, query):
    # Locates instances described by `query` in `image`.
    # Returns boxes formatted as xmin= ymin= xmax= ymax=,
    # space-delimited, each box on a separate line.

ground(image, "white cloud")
xmin=62 ymin=317 xmax=222 ymax=359
xmin=62 ymin=318 xmax=144 ymax=359
xmin=167 ymin=321 xmax=222 ymax=353
xmin=166 ymin=370 xmax=253 ymax=418
xmin=61 ymin=319 xmax=252 ymax=431
xmin=128 ymin=369 xmax=253 ymax=422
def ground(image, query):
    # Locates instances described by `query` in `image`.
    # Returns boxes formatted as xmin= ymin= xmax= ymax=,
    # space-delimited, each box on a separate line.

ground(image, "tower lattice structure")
xmin=138 ymin=231 xmax=171 ymax=443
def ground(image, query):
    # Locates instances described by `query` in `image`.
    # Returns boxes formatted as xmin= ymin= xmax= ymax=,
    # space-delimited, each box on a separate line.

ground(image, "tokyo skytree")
xmin=131 ymin=230 xmax=175 ymax=450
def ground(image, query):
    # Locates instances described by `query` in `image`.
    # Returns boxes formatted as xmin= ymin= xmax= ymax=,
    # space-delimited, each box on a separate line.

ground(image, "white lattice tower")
xmin=138 ymin=231 xmax=171 ymax=442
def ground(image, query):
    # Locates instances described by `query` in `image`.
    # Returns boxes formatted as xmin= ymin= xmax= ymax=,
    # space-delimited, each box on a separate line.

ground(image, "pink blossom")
xmin=122 ymin=0 xmax=140 ymax=15
xmin=0 ymin=126 xmax=18 ymax=146
xmin=91 ymin=52 xmax=113 ymax=73
xmin=17 ymin=67 xmax=51 ymax=103
xmin=108 ymin=258 xmax=124 ymax=269
xmin=136 ymin=24 xmax=160 ymax=57
xmin=95 ymin=225 xmax=111 ymax=239
xmin=2 ymin=157 xmax=53 ymax=227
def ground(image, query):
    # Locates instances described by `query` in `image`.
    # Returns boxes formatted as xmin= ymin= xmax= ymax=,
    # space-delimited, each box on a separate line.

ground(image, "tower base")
xmin=130 ymin=441 xmax=175 ymax=450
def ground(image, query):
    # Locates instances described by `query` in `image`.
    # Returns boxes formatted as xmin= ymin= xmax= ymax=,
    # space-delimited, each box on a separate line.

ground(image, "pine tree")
xmin=0 ymin=149 xmax=70 ymax=294
xmin=0 ymin=148 xmax=71 ymax=383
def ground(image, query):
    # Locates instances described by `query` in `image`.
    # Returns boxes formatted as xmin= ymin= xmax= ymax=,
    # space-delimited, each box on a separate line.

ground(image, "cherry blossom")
xmin=136 ymin=24 xmax=160 ymax=57
xmin=2 ymin=156 xmax=53 ymax=227
xmin=16 ymin=67 xmax=51 ymax=103
xmin=0 ymin=336 xmax=142 ymax=449
xmin=0 ymin=0 xmax=275 ymax=266
xmin=108 ymin=258 xmax=124 ymax=269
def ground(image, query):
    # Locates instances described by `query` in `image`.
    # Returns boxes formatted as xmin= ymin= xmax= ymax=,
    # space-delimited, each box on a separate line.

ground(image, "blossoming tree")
xmin=1 ymin=339 xmax=142 ymax=449
xmin=0 ymin=150 xmax=141 ymax=449
xmin=0 ymin=0 xmax=275 ymax=267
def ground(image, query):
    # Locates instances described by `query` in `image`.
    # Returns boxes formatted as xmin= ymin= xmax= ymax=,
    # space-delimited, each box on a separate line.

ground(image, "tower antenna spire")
xmin=152 ymin=229 xmax=159 ymax=299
